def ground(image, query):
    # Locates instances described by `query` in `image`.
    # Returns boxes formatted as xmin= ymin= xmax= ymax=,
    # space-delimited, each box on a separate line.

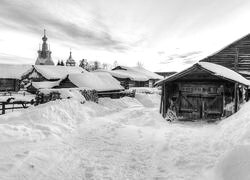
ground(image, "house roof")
xmin=0 ymin=64 xmax=32 ymax=79
xmin=31 ymin=81 xmax=61 ymax=89
xmin=31 ymin=65 xmax=85 ymax=80
xmin=200 ymin=33 xmax=250 ymax=60
xmin=156 ymin=62 xmax=250 ymax=86
xmin=67 ymin=72 xmax=124 ymax=92
xmin=98 ymin=66 xmax=163 ymax=81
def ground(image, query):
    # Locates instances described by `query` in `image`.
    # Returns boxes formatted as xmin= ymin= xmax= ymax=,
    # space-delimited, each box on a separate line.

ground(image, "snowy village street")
xmin=0 ymin=94 xmax=249 ymax=180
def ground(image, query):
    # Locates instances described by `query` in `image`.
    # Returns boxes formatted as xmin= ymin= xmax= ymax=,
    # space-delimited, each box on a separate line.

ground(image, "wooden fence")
xmin=0 ymin=100 xmax=34 ymax=115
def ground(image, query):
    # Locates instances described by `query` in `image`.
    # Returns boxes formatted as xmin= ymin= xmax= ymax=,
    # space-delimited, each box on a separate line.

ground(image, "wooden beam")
xmin=160 ymin=85 xmax=163 ymax=114
xmin=234 ymin=83 xmax=239 ymax=113
xmin=163 ymin=84 xmax=166 ymax=118
xmin=2 ymin=103 xmax=5 ymax=114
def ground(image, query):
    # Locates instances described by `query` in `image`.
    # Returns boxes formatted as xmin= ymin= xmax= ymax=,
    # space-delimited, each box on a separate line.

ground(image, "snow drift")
xmin=0 ymin=94 xmax=250 ymax=179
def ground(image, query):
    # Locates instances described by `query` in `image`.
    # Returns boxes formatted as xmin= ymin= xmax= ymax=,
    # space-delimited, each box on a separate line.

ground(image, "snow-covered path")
xmin=0 ymin=94 xmax=250 ymax=180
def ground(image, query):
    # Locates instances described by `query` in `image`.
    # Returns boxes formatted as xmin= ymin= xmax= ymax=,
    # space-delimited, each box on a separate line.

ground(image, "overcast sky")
xmin=1 ymin=0 xmax=250 ymax=72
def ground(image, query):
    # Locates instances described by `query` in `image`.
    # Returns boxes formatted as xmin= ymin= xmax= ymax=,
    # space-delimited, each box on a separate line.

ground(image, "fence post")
xmin=2 ymin=103 xmax=5 ymax=114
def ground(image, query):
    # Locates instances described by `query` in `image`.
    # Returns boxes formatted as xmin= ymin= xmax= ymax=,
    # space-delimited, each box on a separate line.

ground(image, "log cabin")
xmin=156 ymin=62 xmax=250 ymax=121
xmin=22 ymin=65 xmax=85 ymax=82
xmin=97 ymin=66 xmax=163 ymax=89
xmin=58 ymin=72 xmax=124 ymax=93
xmin=26 ymin=71 xmax=124 ymax=96
xmin=0 ymin=64 xmax=31 ymax=92
xmin=200 ymin=33 xmax=250 ymax=79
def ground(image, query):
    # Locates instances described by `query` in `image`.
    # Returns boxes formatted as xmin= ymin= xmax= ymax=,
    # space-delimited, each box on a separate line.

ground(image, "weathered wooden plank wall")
xmin=201 ymin=34 xmax=250 ymax=79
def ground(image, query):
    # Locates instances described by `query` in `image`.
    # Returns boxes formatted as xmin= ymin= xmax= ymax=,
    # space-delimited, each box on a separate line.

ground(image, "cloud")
xmin=158 ymin=51 xmax=165 ymax=55
xmin=0 ymin=53 xmax=33 ymax=64
xmin=0 ymin=0 xmax=130 ymax=52
xmin=160 ymin=51 xmax=202 ymax=64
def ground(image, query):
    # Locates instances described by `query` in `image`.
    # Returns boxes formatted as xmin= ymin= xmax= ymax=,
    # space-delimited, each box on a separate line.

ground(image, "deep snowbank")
xmin=205 ymin=102 xmax=250 ymax=180
xmin=1 ymin=94 xmax=250 ymax=179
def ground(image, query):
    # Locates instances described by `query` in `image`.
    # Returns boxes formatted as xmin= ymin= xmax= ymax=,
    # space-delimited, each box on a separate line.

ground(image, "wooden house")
xmin=22 ymin=65 xmax=85 ymax=82
xmin=59 ymin=72 xmax=124 ymax=93
xmin=156 ymin=62 xmax=250 ymax=121
xmin=25 ymin=70 xmax=124 ymax=95
xmin=200 ymin=33 xmax=250 ymax=79
xmin=97 ymin=66 xmax=163 ymax=89
xmin=0 ymin=64 xmax=31 ymax=92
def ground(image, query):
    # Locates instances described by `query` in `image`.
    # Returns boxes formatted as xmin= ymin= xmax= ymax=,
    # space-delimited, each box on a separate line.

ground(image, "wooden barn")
xmin=97 ymin=66 xmax=163 ymax=89
xmin=200 ymin=33 xmax=250 ymax=79
xmin=0 ymin=64 xmax=31 ymax=92
xmin=156 ymin=62 xmax=250 ymax=121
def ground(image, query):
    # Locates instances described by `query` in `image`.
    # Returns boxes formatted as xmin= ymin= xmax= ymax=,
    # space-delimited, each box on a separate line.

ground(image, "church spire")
xmin=35 ymin=30 xmax=54 ymax=65
xmin=66 ymin=49 xmax=76 ymax=66
xmin=69 ymin=48 xmax=72 ymax=59
xmin=42 ymin=29 xmax=47 ymax=42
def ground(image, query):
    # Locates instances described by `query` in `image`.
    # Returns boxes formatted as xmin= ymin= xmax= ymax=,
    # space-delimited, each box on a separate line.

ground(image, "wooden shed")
xmin=156 ymin=62 xmax=250 ymax=121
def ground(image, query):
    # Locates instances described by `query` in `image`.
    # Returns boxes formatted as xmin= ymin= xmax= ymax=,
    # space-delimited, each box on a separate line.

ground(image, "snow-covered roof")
xmin=68 ymin=72 xmax=124 ymax=92
xmin=0 ymin=64 xmax=32 ymax=79
xmin=102 ymin=66 xmax=163 ymax=81
xmin=31 ymin=81 xmax=61 ymax=89
xmin=156 ymin=62 xmax=250 ymax=86
xmin=33 ymin=65 xmax=85 ymax=80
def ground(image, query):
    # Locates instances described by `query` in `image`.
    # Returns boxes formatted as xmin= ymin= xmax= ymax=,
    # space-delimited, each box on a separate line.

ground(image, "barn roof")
xmin=156 ymin=62 xmax=250 ymax=86
xmin=98 ymin=66 xmax=163 ymax=81
xmin=28 ymin=65 xmax=86 ymax=80
xmin=0 ymin=64 xmax=32 ymax=79
xmin=67 ymin=72 xmax=124 ymax=92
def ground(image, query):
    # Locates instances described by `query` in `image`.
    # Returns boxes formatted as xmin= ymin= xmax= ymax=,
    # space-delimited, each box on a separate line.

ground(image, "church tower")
xmin=65 ymin=50 xmax=76 ymax=66
xmin=35 ymin=30 xmax=54 ymax=65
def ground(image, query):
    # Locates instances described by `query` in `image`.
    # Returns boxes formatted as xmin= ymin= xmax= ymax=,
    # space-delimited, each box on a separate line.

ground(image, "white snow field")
xmin=0 ymin=93 xmax=249 ymax=180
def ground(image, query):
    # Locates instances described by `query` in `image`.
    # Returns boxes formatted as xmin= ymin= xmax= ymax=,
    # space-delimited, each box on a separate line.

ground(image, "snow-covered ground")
xmin=0 ymin=93 xmax=249 ymax=180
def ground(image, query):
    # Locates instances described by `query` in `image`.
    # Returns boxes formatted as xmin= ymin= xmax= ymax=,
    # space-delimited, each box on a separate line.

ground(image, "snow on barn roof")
xmin=68 ymin=72 xmax=124 ymax=92
xmin=99 ymin=66 xmax=163 ymax=81
xmin=33 ymin=65 xmax=86 ymax=80
xmin=0 ymin=64 xmax=32 ymax=79
xmin=156 ymin=62 xmax=250 ymax=86
xmin=31 ymin=80 xmax=61 ymax=89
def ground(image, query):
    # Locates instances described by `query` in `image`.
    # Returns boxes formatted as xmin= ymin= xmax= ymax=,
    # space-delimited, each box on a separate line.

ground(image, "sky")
xmin=1 ymin=0 xmax=250 ymax=72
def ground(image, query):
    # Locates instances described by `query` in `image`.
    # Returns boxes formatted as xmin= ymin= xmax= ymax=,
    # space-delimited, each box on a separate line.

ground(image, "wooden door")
xmin=202 ymin=95 xmax=223 ymax=119
xmin=178 ymin=84 xmax=223 ymax=120
xmin=179 ymin=93 xmax=202 ymax=119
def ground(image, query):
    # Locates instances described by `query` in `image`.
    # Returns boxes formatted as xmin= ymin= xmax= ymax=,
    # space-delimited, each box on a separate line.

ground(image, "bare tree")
xmin=93 ymin=61 xmax=100 ymax=70
xmin=113 ymin=60 xmax=118 ymax=68
xmin=136 ymin=61 xmax=144 ymax=68
xmin=79 ymin=59 xmax=88 ymax=69
xmin=102 ymin=63 xmax=108 ymax=69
